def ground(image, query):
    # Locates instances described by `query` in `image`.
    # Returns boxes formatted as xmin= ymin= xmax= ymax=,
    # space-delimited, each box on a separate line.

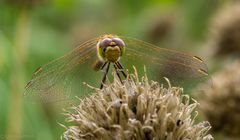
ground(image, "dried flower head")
xmin=197 ymin=60 xmax=240 ymax=137
xmin=210 ymin=3 xmax=240 ymax=57
xmin=62 ymin=68 xmax=213 ymax=140
xmin=147 ymin=15 xmax=174 ymax=43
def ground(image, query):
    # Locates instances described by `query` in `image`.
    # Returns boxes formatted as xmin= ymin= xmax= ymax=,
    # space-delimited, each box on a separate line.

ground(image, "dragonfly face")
xmin=24 ymin=34 xmax=210 ymax=103
xmin=97 ymin=35 xmax=125 ymax=63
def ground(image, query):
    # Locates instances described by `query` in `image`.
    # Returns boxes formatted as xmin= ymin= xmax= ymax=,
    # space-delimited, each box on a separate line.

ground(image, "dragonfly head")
xmin=97 ymin=35 xmax=125 ymax=62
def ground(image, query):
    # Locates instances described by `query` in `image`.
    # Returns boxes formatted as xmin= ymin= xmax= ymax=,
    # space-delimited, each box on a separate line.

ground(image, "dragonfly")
xmin=24 ymin=34 xmax=209 ymax=103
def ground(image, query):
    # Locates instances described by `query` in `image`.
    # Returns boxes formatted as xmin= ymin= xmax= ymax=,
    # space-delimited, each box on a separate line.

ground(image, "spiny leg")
xmin=100 ymin=62 xmax=110 ymax=89
xmin=100 ymin=61 xmax=108 ymax=70
xmin=113 ymin=64 xmax=123 ymax=84
xmin=115 ymin=61 xmax=127 ymax=78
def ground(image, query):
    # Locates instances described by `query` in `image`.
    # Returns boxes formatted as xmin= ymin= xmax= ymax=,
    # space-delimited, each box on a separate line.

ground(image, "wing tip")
xmin=25 ymin=80 xmax=33 ymax=89
xmin=198 ymin=68 xmax=209 ymax=76
xmin=193 ymin=56 xmax=204 ymax=63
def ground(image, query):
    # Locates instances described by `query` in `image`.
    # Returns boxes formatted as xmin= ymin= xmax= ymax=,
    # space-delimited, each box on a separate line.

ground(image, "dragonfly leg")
xmin=114 ymin=64 xmax=123 ymax=85
xmin=100 ymin=61 xmax=108 ymax=73
xmin=116 ymin=61 xmax=127 ymax=78
xmin=100 ymin=62 xmax=110 ymax=89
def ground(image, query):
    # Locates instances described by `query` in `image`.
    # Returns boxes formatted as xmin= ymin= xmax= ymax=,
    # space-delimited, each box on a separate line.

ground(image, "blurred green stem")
xmin=6 ymin=9 xmax=31 ymax=140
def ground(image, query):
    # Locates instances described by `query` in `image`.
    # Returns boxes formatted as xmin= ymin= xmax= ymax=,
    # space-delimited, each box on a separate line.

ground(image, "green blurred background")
xmin=0 ymin=0 xmax=236 ymax=139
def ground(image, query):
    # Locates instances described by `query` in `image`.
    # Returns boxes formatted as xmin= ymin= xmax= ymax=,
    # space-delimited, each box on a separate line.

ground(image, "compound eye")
xmin=112 ymin=38 xmax=125 ymax=47
xmin=99 ymin=38 xmax=112 ymax=49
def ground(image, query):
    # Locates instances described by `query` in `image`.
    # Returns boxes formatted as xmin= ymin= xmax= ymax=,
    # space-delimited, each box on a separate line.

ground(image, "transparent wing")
xmin=24 ymin=38 xmax=101 ymax=103
xmin=120 ymin=37 xmax=210 ymax=91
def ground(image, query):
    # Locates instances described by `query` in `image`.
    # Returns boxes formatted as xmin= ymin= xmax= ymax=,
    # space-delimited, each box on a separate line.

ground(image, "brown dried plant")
xmin=197 ymin=61 xmax=240 ymax=137
xmin=209 ymin=3 xmax=240 ymax=57
xmin=62 ymin=68 xmax=213 ymax=140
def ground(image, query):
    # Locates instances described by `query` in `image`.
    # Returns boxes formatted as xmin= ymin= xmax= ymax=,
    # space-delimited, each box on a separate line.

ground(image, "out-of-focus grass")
xmin=0 ymin=0 xmax=225 ymax=139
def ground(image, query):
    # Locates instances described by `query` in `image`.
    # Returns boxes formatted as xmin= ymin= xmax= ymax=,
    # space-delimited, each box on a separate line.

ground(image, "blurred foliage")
xmin=0 ymin=0 xmax=236 ymax=139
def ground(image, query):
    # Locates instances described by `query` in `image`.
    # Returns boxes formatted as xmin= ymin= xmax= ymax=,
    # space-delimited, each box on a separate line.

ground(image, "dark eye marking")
xmin=103 ymin=48 xmax=106 ymax=52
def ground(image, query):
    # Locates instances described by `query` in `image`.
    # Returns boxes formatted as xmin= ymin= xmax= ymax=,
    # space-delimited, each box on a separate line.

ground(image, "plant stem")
xmin=6 ymin=8 xmax=31 ymax=140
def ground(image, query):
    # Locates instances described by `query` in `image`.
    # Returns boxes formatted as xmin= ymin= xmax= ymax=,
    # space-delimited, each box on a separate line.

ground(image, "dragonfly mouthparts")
xmin=109 ymin=41 xmax=116 ymax=46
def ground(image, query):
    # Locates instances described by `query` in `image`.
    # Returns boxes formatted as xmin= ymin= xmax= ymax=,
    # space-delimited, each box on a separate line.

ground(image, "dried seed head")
xmin=197 ymin=60 xmax=240 ymax=137
xmin=210 ymin=3 xmax=240 ymax=57
xmin=62 ymin=69 xmax=213 ymax=140
xmin=147 ymin=15 xmax=174 ymax=43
